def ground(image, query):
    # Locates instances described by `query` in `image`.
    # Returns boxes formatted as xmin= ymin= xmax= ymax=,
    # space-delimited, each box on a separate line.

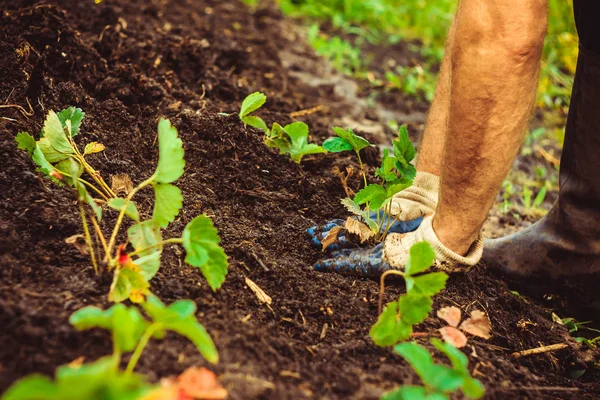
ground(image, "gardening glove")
xmin=313 ymin=217 xmax=484 ymax=276
xmin=389 ymin=171 xmax=439 ymax=219
xmin=307 ymin=214 xmax=423 ymax=252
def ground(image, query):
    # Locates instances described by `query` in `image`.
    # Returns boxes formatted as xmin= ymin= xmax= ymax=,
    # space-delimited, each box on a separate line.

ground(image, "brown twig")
xmin=289 ymin=104 xmax=325 ymax=119
xmin=0 ymin=98 xmax=34 ymax=118
xmin=378 ymin=270 xmax=404 ymax=314
xmin=534 ymin=145 xmax=560 ymax=168
xmin=497 ymin=386 xmax=579 ymax=392
xmin=511 ymin=343 xmax=569 ymax=358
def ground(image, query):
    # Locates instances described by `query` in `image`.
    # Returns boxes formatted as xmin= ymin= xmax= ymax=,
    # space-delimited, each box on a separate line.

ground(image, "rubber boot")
xmin=482 ymin=46 xmax=600 ymax=277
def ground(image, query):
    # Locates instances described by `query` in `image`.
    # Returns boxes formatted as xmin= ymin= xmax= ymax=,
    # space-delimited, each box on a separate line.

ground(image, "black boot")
xmin=482 ymin=46 xmax=600 ymax=277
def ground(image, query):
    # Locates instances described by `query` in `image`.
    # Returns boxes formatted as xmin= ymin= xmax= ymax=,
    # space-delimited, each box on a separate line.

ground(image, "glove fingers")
xmin=313 ymin=244 xmax=390 ymax=276
xmin=387 ymin=217 xmax=424 ymax=234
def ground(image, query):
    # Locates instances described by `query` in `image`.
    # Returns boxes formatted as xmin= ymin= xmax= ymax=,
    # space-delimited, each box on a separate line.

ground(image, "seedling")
xmin=16 ymin=109 xmax=229 ymax=303
xmin=339 ymin=125 xmax=416 ymax=242
xmin=322 ymin=126 xmax=372 ymax=186
xmin=383 ymin=339 xmax=485 ymax=400
xmin=370 ymin=242 xmax=448 ymax=346
xmin=239 ymin=92 xmax=326 ymax=163
xmin=562 ymin=317 xmax=600 ymax=348
xmin=2 ymin=295 xmax=219 ymax=400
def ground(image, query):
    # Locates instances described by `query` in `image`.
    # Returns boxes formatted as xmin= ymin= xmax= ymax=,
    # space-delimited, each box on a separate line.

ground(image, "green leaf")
xmin=387 ymin=181 xmax=412 ymax=197
xmin=42 ymin=110 xmax=74 ymax=155
xmin=72 ymin=177 xmax=102 ymax=221
xmin=406 ymin=272 xmax=448 ymax=296
xmin=1 ymin=375 xmax=59 ymax=400
xmin=289 ymin=143 xmax=327 ymax=163
xmin=182 ymin=215 xmax=229 ymax=291
xmin=239 ymin=91 xmax=266 ymax=118
xmin=284 ymin=122 xmax=326 ymax=163
xmin=322 ymin=136 xmax=352 ymax=153
xmin=155 ymin=118 xmax=185 ymax=184
xmin=57 ymin=107 xmax=85 ymax=137
xmin=354 ymin=184 xmax=387 ymax=209
xmin=142 ymin=295 xmax=219 ymax=364
xmin=55 ymin=157 xmax=83 ymax=186
xmin=399 ymin=293 xmax=432 ymax=325
xmin=382 ymin=386 xmax=448 ymax=400
xmin=370 ymin=300 xmax=412 ymax=346
xmin=461 ymin=377 xmax=486 ymax=399
xmin=405 ymin=242 xmax=436 ymax=276
xmin=340 ymin=198 xmax=378 ymax=231
xmin=31 ymin=144 xmax=56 ymax=176
xmin=128 ymin=221 xmax=163 ymax=280
xmin=152 ymin=183 xmax=182 ymax=228
xmin=431 ymin=338 xmax=469 ymax=374
xmin=108 ymin=198 xmax=140 ymax=222
xmin=15 ymin=132 xmax=36 ymax=156
xmin=427 ymin=365 xmax=464 ymax=393
xmin=332 ymin=126 xmax=371 ymax=152
xmin=393 ymin=342 xmax=434 ymax=382
xmin=395 ymin=125 xmax=416 ymax=163
xmin=241 ymin=115 xmax=268 ymax=132
xmin=38 ymin=138 xmax=71 ymax=163
xmin=109 ymin=267 xmax=150 ymax=303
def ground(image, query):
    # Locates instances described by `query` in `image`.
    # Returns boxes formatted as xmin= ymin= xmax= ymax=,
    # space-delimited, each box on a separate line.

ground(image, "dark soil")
xmin=1 ymin=1 xmax=599 ymax=399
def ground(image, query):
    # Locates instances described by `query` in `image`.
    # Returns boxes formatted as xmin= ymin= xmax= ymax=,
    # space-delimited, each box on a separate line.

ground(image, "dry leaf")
xmin=344 ymin=217 xmax=374 ymax=243
xmin=439 ymin=326 xmax=468 ymax=348
xmin=437 ymin=306 xmax=462 ymax=328
xmin=83 ymin=142 xmax=105 ymax=155
xmin=321 ymin=226 xmax=343 ymax=250
xmin=245 ymin=277 xmax=272 ymax=305
xmin=333 ymin=166 xmax=355 ymax=197
xmin=460 ymin=310 xmax=492 ymax=339
xmin=178 ymin=367 xmax=228 ymax=400
xmin=111 ymin=173 xmax=133 ymax=196
xmin=67 ymin=356 xmax=85 ymax=368
xmin=65 ymin=234 xmax=89 ymax=255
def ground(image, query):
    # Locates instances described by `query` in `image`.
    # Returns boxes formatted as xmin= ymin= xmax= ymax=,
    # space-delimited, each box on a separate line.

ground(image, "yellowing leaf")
xmin=42 ymin=110 xmax=74 ymax=155
xmin=84 ymin=142 xmax=105 ymax=155
xmin=439 ymin=326 xmax=468 ymax=348
xmin=344 ymin=217 xmax=373 ymax=243
xmin=437 ymin=306 xmax=462 ymax=328
xmin=459 ymin=310 xmax=491 ymax=339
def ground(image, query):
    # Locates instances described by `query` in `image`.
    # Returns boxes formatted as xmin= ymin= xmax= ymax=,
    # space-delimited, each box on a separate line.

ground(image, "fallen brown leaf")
xmin=460 ymin=310 xmax=492 ymax=339
xmin=65 ymin=234 xmax=89 ymax=255
xmin=344 ymin=217 xmax=373 ymax=243
xmin=321 ymin=226 xmax=343 ymax=250
xmin=439 ymin=326 xmax=468 ymax=348
xmin=111 ymin=173 xmax=133 ymax=196
xmin=437 ymin=306 xmax=461 ymax=328
xmin=178 ymin=367 xmax=228 ymax=400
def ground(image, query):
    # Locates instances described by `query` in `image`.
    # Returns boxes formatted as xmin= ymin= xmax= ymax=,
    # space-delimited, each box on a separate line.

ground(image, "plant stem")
xmin=125 ymin=323 xmax=159 ymax=374
xmin=379 ymin=202 xmax=396 ymax=242
xmin=356 ymin=150 xmax=368 ymax=188
xmin=87 ymin=209 xmax=109 ymax=256
xmin=106 ymin=175 xmax=156 ymax=262
xmin=127 ymin=238 xmax=183 ymax=258
xmin=79 ymin=203 xmax=99 ymax=274
xmin=378 ymin=269 xmax=405 ymax=315
xmin=54 ymin=167 xmax=109 ymax=202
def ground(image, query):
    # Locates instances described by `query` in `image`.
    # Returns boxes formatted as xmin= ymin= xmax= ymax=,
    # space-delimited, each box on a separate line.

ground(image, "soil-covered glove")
xmin=313 ymin=243 xmax=391 ymax=276
xmin=383 ymin=217 xmax=484 ymax=273
xmin=307 ymin=214 xmax=423 ymax=251
xmin=390 ymin=171 xmax=439 ymax=220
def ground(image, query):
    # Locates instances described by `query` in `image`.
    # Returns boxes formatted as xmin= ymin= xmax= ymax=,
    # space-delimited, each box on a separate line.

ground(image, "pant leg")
xmin=573 ymin=0 xmax=600 ymax=54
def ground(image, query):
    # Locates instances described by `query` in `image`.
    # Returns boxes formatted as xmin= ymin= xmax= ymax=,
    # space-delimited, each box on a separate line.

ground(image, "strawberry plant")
xmin=370 ymin=242 xmax=448 ymax=346
xmin=239 ymin=92 xmax=326 ymax=163
xmin=322 ymin=126 xmax=373 ymax=186
xmin=16 ymin=109 xmax=229 ymax=303
xmin=383 ymin=339 xmax=485 ymax=400
xmin=2 ymin=295 xmax=219 ymax=400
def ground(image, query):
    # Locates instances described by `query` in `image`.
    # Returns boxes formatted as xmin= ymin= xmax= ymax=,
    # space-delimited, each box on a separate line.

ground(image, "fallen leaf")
xmin=65 ymin=234 xmax=89 ymax=255
xmin=245 ymin=276 xmax=272 ymax=305
xmin=437 ymin=306 xmax=462 ymax=328
xmin=460 ymin=310 xmax=492 ymax=339
xmin=111 ymin=173 xmax=133 ymax=196
xmin=83 ymin=142 xmax=105 ymax=155
xmin=439 ymin=326 xmax=468 ymax=348
xmin=178 ymin=367 xmax=228 ymax=400
xmin=344 ymin=217 xmax=374 ymax=243
xmin=321 ymin=226 xmax=343 ymax=250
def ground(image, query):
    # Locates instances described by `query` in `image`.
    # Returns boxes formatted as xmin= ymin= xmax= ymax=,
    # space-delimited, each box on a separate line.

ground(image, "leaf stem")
xmin=79 ymin=203 xmax=99 ymax=274
xmin=106 ymin=175 xmax=156 ymax=262
xmin=378 ymin=269 xmax=405 ymax=315
xmin=128 ymin=238 xmax=183 ymax=258
xmin=125 ymin=323 xmax=160 ymax=374
xmin=356 ymin=150 xmax=368 ymax=188
xmin=379 ymin=201 xmax=396 ymax=242
xmin=87 ymin=209 xmax=109 ymax=256
xmin=54 ymin=167 xmax=109 ymax=202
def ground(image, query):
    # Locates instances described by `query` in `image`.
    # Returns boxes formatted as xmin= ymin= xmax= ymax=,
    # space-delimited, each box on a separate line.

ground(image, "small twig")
xmin=378 ymin=270 xmax=404 ymax=314
xmin=534 ymin=145 xmax=560 ymax=168
xmin=0 ymin=98 xmax=34 ymax=118
xmin=289 ymin=104 xmax=324 ymax=119
xmin=511 ymin=343 xmax=569 ymax=358
xmin=497 ymin=386 xmax=579 ymax=392
xmin=250 ymin=251 xmax=270 ymax=272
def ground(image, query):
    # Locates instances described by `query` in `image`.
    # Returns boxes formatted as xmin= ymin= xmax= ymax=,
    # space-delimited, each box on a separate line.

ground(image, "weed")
xmin=239 ymin=92 xmax=326 ymax=163
xmin=16 ymin=109 xmax=229 ymax=303
xmin=383 ymin=339 xmax=485 ymax=400
xmin=385 ymin=65 xmax=436 ymax=102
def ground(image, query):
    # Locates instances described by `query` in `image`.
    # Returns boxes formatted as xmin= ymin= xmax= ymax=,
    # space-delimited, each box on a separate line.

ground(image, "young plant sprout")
xmin=16 ymin=109 xmax=229 ymax=304
xmin=239 ymin=92 xmax=326 ymax=163
xmin=384 ymin=339 xmax=485 ymax=400
xmin=322 ymin=126 xmax=373 ymax=186
xmin=2 ymin=295 xmax=219 ymax=400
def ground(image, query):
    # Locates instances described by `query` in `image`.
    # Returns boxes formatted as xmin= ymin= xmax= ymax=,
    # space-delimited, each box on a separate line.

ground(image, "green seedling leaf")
xmin=31 ymin=145 xmax=55 ymax=176
xmin=15 ymin=132 xmax=36 ymax=155
xmin=406 ymin=272 xmax=448 ymax=296
xmin=393 ymin=342 xmax=434 ymax=381
xmin=182 ymin=215 xmax=229 ymax=291
xmin=322 ymin=136 xmax=353 ymax=152
xmin=395 ymin=125 xmax=417 ymax=163
xmin=382 ymin=386 xmax=448 ymax=400
xmin=155 ymin=118 xmax=185 ymax=184
xmin=354 ymin=184 xmax=387 ymax=210
xmin=432 ymin=338 xmax=485 ymax=398
xmin=239 ymin=91 xmax=266 ymax=118
xmin=398 ymin=293 xmax=433 ymax=325
xmin=405 ymin=241 xmax=436 ymax=276
xmin=83 ymin=142 xmax=105 ymax=155
xmin=55 ymin=157 xmax=83 ymax=184
xmin=143 ymin=295 xmax=219 ymax=364
xmin=70 ymin=304 xmax=149 ymax=353
xmin=331 ymin=126 xmax=371 ymax=152
xmin=57 ymin=107 xmax=85 ymax=137
xmin=42 ymin=110 xmax=74 ymax=155
xmin=427 ymin=365 xmax=464 ymax=393
xmin=284 ymin=121 xmax=326 ymax=163
xmin=108 ymin=198 xmax=140 ymax=222
xmin=242 ymin=115 xmax=268 ymax=132
xmin=73 ymin=177 xmax=102 ymax=221
xmin=265 ymin=122 xmax=291 ymax=151
xmin=370 ymin=300 xmax=412 ymax=346
xmin=1 ymin=375 xmax=59 ymax=400
xmin=152 ymin=183 xmax=183 ymax=228
xmin=38 ymin=138 xmax=71 ymax=163
xmin=128 ymin=221 xmax=163 ymax=280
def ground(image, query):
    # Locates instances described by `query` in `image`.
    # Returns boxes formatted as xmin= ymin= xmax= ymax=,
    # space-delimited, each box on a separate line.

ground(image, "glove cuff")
xmin=382 ymin=217 xmax=483 ymax=272
xmin=391 ymin=172 xmax=440 ymax=214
